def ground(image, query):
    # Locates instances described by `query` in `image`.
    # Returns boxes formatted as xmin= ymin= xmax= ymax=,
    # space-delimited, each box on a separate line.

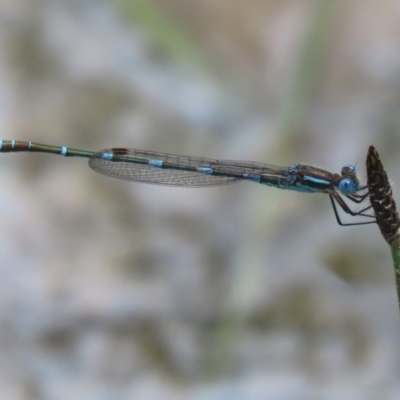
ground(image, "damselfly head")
xmin=338 ymin=177 xmax=359 ymax=195
xmin=341 ymin=163 xmax=357 ymax=177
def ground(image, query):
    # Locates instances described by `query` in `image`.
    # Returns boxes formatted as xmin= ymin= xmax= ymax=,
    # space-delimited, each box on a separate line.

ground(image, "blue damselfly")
xmin=0 ymin=140 xmax=375 ymax=226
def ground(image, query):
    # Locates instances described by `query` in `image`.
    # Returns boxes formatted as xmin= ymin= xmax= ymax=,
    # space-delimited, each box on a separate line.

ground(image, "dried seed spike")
xmin=366 ymin=146 xmax=400 ymax=245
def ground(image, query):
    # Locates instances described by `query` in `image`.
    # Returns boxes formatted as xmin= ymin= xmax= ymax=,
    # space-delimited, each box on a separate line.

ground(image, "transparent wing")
xmin=89 ymin=148 xmax=288 ymax=187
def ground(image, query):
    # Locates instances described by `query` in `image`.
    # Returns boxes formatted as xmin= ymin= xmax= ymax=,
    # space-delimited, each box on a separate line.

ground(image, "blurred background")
xmin=0 ymin=0 xmax=399 ymax=399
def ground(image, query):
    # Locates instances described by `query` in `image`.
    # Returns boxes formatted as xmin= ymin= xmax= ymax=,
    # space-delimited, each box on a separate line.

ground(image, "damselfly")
xmin=0 ymin=140 xmax=375 ymax=226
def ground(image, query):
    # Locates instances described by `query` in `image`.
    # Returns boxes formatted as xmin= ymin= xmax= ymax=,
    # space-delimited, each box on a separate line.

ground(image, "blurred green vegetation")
xmin=117 ymin=0 xmax=202 ymax=64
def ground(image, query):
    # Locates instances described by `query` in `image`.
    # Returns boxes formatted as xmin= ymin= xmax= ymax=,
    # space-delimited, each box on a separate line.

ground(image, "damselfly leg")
xmin=330 ymin=190 xmax=375 ymax=226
